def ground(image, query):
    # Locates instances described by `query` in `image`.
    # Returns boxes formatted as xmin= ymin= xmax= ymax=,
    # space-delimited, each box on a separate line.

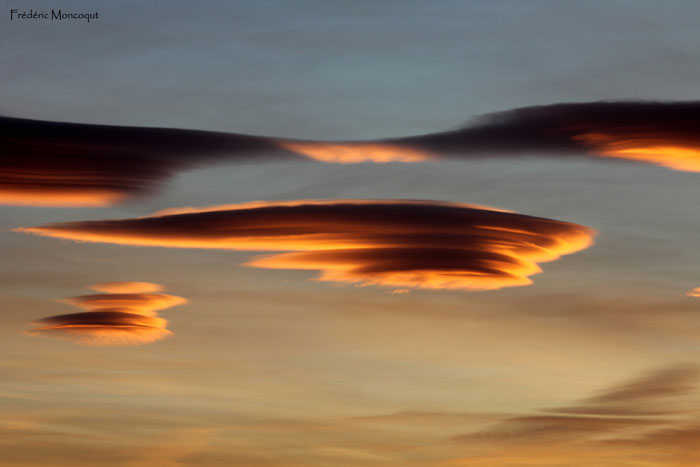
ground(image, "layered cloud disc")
xmin=29 ymin=282 xmax=186 ymax=346
xmin=17 ymin=201 xmax=595 ymax=290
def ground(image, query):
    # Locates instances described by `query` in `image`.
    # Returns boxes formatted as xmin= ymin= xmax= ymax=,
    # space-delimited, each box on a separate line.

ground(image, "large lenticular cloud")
xmin=4 ymin=101 xmax=700 ymax=206
xmin=17 ymin=200 xmax=595 ymax=291
xmin=29 ymin=282 xmax=186 ymax=346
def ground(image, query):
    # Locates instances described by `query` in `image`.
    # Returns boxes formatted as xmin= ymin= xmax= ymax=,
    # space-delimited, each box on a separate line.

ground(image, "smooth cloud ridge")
xmin=28 ymin=283 xmax=186 ymax=346
xmin=17 ymin=200 xmax=595 ymax=291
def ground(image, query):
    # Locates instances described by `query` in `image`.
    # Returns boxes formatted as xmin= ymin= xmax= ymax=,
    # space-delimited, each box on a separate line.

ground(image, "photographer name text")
xmin=10 ymin=9 xmax=99 ymax=23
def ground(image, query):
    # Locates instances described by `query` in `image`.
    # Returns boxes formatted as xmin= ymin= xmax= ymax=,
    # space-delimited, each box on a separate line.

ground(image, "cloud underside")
xmin=29 ymin=282 xmax=186 ymax=346
xmin=4 ymin=101 xmax=700 ymax=205
xmin=18 ymin=200 xmax=594 ymax=291
xmin=30 ymin=311 xmax=171 ymax=346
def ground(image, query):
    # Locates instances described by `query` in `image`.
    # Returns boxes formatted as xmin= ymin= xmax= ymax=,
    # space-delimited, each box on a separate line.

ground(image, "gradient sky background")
xmin=4 ymin=1 xmax=700 ymax=465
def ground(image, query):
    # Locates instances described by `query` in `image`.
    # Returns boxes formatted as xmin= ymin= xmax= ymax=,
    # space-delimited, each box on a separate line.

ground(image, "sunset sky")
xmin=4 ymin=1 xmax=700 ymax=466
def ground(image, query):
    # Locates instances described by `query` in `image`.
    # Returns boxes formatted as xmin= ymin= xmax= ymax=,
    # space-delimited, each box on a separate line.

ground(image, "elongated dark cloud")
xmin=29 ymin=282 xmax=186 ymax=346
xmin=0 ymin=116 xmax=294 ymax=206
xmin=5 ymin=101 xmax=700 ymax=206
xmin=16 ymin=200 xmax=594 ymax=291
xmin=279 ymin=101 xmax=700 ymax=171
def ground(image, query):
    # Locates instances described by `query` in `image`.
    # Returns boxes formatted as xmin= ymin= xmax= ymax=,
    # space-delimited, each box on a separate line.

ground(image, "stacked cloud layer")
xmin=29 ymin=282 xmax=186 ymax=346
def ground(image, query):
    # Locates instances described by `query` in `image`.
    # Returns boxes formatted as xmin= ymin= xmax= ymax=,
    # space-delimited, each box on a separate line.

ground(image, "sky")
xmin=3 ymin=1 xmax=700 ymax=465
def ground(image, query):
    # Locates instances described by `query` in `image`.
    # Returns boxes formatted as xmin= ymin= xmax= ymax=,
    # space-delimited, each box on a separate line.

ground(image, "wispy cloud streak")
xmin=451 ymin=365 xmax=700 ymax=466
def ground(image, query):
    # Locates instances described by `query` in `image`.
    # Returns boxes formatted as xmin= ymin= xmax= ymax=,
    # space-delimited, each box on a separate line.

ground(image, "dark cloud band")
xmin=0 ymin=116 xmax=294 ymax=206
xmin=6 ymin=101 xmax=695 ymax=206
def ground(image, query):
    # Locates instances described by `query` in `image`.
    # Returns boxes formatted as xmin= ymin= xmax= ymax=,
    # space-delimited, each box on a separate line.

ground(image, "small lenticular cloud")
xmin=686 ymin=287 xmax=700 ymax=297
xmin=17 ymin=200 xmax=595 ymax=291
xmin=29 ymin=283 xmax=186 ymax=346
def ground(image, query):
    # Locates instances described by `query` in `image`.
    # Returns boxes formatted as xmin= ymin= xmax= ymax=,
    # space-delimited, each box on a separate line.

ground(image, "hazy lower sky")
xmin=4 ymin=1 xmax=700 ymax=465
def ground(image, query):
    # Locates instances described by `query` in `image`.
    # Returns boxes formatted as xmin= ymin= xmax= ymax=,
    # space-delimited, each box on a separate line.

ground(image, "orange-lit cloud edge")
xmin=278 ymin=137 xmax=700 ymax=172
xmin=0 ymin=187 xmax=127 ymax=207
xmin=28 ymin=282 xmax=186 ymax=346
xmin=16 ymin=200 xmax=595 ymax=291
xmin=89 ymin=281 xmax=165 ymax=293
xmin=575 ymin=133 xmax=700 ymax=173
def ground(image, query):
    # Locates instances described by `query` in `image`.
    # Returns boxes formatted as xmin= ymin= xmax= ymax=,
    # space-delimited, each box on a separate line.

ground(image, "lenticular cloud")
xmin=17 ymin=200 xmax=595 ymax=291
xmin=28 ymin=282 xmax=186 ymax=346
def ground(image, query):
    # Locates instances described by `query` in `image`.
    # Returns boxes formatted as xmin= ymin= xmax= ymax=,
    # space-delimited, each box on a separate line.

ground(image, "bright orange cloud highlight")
xmin=0 ymin=187 xmax=126 ymax=207
xmin=277 ymin=141 xmax=430 ymax=163
xmin=575 ymin=133 xmax=700 ymax=172
xmin=28 ymin=283 xmax=186 ymax=346
xmin=17 ymin=200 xmax=595 ymax=291
xmin=88 ymin=281 xmax=165 ymax=293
